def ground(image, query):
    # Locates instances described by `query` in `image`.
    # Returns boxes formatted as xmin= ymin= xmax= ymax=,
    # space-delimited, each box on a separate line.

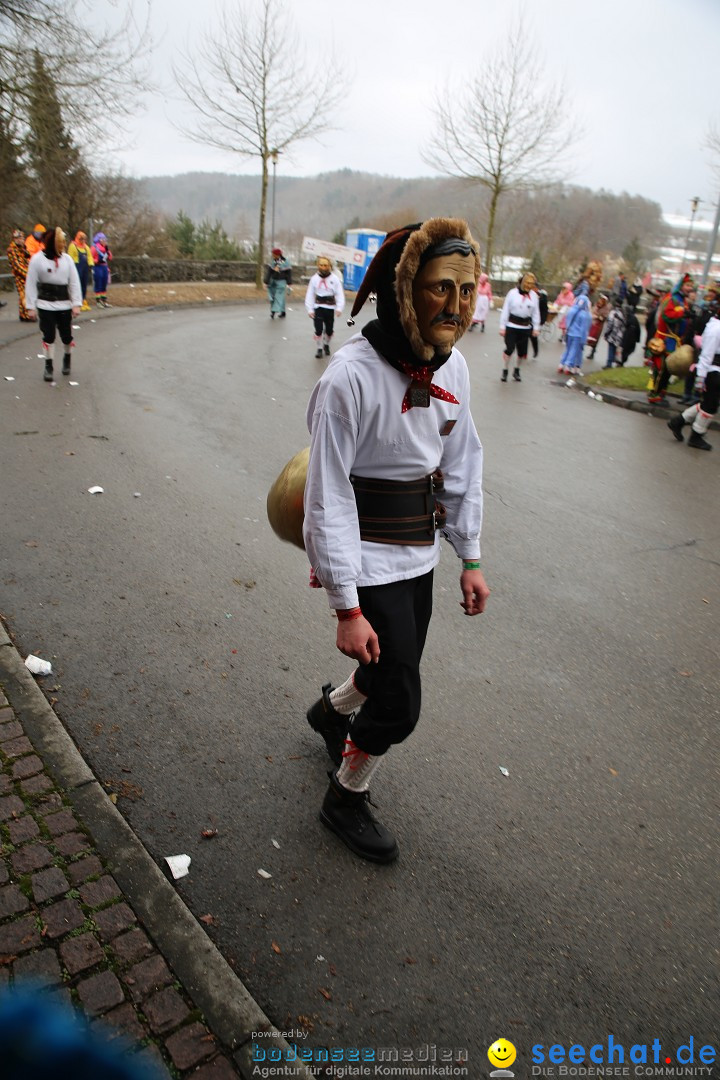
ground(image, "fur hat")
xmin=349 ymin=218 xmax=480 ymax=364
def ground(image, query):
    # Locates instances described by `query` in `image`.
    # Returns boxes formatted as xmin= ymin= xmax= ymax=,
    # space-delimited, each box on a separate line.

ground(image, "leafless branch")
xmin=423 ymin=31 xmax=580 ymax=272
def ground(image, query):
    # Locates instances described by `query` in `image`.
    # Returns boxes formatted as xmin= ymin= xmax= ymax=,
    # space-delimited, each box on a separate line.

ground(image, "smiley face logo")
xmin=488 ymin=1039 xmax=517 ymax=1070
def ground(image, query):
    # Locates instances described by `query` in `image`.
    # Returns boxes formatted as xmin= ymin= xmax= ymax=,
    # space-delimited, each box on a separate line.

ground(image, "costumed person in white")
xmin=667 ymin=298 xmax=720 ymax=451
xmin=305 ymin=255 xmax=345 ymax=358
xmin=25 ymin=227 xmax=82 ymax=382
xmin=303 ymin=218 xmax=490 ymax=863
xmin=498 ymin=272 xmax=540 ymax=382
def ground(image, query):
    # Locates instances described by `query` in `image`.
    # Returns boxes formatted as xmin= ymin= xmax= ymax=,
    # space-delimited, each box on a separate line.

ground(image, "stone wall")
xmin=109 ymin=258 xmax=258 ymax=284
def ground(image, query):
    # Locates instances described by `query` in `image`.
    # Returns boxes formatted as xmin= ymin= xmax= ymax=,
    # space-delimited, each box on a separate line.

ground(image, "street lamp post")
xmin=681 ymin=196 xmax=700 ymax=273
xmin=270 ymin=149 xmax=280 ymax=252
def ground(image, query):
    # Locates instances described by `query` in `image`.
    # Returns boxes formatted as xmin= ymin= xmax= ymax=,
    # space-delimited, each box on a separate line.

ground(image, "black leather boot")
xmin=501 ymin=369 xmax=508 ymax=382
xmin=688 ymin=430 xmax=712 ymax=451
xmin=43 ymin=359 xmax=53 ymax=382
xmin=667 ymin=414 xmax=686 ymax=442
xmin=306 ymin=684 xmax=347 ymax=766
xmin=323 ymin=343 xmax=330 ymax=356
xmin=320 ymin=771 xmax=398 ymax=863
xmin=513 ymin=367 xmax=522 ymax=382
xmin=62 ymin=353 xmax=71 ymax=376
xmin=315 ymin=348 xmax=323 ymax=359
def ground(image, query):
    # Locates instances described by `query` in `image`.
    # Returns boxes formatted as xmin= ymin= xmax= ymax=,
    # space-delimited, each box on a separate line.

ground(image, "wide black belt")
xmin=37 ymin=282 xmax=70 ymax=301
xmin=509 ymin=315 xmax=532 ymax=327
xmin=350 ymin=471 xmax=446 ymax=546
xmin=315 ymin=295 xmax=335 ymax=306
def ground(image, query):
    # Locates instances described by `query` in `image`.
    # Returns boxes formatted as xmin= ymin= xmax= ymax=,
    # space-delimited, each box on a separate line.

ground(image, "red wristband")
xmin=336 ymin=607 xmax=363 ymax=622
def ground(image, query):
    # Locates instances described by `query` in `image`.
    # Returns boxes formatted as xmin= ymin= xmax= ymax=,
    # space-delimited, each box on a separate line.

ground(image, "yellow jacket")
xmin=68 ymin=241 xmax=94 ymax=264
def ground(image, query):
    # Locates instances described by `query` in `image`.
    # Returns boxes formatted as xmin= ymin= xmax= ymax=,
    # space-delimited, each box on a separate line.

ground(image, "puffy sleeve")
xmin=303 ymin=367 xmax=362 ymax=609
xmin=333 ymin=274 xmax=345 ymax=313
xmin=25 ymin=255 xmax=39 ymax=309
xmin=438 ymin=363 xmax=483 ymax=561
xmin=66 ymin=256 xmax=82 ymax=307
xmin=499 ymin=290 xmax=512 ymax=331
xmin=305 ymin=274 xmax=317 ymax=315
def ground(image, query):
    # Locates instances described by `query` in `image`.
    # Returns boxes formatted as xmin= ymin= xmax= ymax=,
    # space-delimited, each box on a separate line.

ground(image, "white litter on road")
xmin=133 ymin=492 xmax=142 ymax=497
xmin=257 ymin=868 xmax=272 ymax=879
xmin=68 ymin=381 xmax=79 ymax=386
xmin=271 ymin=839 xmax=280 ymax=849
xmin=87 ymin=486 xmax=104 ymax=494
xmin=164 ymin=854 xmax=191 ymax=880
xmin=499 ymin=765 xmax=510 ymax=777
xmin=4 ymin=376 xmax=15 ymax=381
xmin=25 ymin=654 xmax=52 ymax=676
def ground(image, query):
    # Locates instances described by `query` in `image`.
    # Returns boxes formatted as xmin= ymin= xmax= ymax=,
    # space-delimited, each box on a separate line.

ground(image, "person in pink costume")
xmin=470 ymin=272 xmax=492 ymax=331
xmin=555 ymin=282 xmax=576 ymax=338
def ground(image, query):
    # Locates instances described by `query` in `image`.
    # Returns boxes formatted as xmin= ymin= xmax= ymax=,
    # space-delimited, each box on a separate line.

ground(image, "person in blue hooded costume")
xmin=557 ymin=285 xmax=592 ymax=375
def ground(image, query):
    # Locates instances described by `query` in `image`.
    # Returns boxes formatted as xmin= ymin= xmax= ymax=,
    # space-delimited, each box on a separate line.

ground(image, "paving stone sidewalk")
xmin=0 ymin=683 xmax=242 ymax=1079
xmin=0 ymin=624 xmax=315 ymax=1080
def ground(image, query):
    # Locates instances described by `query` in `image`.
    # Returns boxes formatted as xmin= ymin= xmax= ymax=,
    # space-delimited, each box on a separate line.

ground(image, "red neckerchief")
xmin=398 ymin=360 xmax=459 ymax=413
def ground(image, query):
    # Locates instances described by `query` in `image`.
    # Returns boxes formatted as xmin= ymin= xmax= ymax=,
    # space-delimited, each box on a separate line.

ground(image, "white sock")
xmin=692 ymin=408 xmax=714 ymax=434
xmin=336 ymin=738 xmax=383 ymax=793
xmin=328 ymin=673 xmax=366 ymax=716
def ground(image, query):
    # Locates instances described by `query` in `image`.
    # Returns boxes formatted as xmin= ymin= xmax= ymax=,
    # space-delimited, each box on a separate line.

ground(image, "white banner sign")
xmin=302 ymin=236 xmax=366 ymax=267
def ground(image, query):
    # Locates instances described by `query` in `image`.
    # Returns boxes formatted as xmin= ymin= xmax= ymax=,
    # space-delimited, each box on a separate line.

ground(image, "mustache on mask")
xmin=431 ymin=312 xmax=462 ymax=326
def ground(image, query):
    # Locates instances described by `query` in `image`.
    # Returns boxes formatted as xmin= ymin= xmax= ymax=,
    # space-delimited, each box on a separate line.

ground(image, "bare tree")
xmin=0 ymin=0 xmax=152 ymax=148
xmin=174 ymin=0 xmax=344 ymax=287
xmin=423 ymin=33 xmax=578 ymax=275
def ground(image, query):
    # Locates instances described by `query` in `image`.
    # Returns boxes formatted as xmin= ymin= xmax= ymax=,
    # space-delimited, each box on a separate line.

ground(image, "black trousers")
xmin=700 ymin=369 xmax=720 ymax=415
xmin=38 ymin=308 xmax=73 ymax=349
xmin=351 ymin=571 xmax=433 ymax=756
xmin=503 ymin=327 xmax=531 ymax=358
xmin=313 ymin=307 xmax=335 ymax=338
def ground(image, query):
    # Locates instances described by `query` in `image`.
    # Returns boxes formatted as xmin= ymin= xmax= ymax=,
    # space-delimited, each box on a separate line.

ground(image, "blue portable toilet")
xmin=344 ymin=228 xmax=386 ymax=292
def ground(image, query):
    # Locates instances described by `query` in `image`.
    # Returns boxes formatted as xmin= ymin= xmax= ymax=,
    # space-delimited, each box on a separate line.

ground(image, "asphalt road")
xmin=1 ymin=301 xmax=718 ymax=1072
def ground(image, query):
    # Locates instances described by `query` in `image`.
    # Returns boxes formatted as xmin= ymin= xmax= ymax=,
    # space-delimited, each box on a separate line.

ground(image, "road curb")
xmin=0 ymin=620 xmax=316 ymax=1080
xmin=553 ymin=376 xmax=720 ymax=431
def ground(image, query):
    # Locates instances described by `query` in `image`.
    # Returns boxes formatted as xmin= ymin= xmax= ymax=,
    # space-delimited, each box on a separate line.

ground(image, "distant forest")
xmin=140 ymin=169 xmax=665 ymax=281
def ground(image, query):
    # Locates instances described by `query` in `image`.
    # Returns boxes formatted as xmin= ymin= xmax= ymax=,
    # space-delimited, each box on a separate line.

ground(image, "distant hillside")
xmin=139 ymin=169 xmax=482 ymax=241
xmin=138 ymin=170 xmax=666 ymax=275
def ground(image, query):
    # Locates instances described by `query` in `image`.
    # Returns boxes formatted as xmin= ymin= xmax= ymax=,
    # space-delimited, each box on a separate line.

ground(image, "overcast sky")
xmin=116 ymin=0 xmax=720 ymax=222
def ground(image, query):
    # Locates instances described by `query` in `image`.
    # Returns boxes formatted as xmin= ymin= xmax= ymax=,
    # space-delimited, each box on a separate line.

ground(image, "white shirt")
xmin=697 ymin=316 xmax=720 ymax=381
xmin=25 ymin=251 xmax=82 ymax=311
xmin=305 ymin=271 xmax=345 ymax=314
xmin=499 ymin=288 xmax=540 ymax=332
xmin=303 ymin=334 xmax=484 ymax=610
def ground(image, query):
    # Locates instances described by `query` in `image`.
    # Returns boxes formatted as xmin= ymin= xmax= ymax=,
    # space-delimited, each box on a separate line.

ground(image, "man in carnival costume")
xmin=303 ymin=218 xmax=490 ymax=863
xmin=498 ymin=271 xmax=540 ymax=381
xmin=655 ymin=273 xmax=695 ymax=357
xmin=304 ymin=255 xmax=345 ymax=358
xmin=25 ymin=227 xmax=82 ymax=381
xmin=667 ymin=291 xmax=720 ymax=451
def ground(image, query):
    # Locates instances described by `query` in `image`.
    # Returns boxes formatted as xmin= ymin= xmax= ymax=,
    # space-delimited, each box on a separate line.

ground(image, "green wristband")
xmin=462 ymin=560 xmax=481 ymax=570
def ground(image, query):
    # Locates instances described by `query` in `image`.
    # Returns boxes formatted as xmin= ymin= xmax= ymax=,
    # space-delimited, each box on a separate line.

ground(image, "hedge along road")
xmin=0 ymin=300 xmax=718 ymax=1069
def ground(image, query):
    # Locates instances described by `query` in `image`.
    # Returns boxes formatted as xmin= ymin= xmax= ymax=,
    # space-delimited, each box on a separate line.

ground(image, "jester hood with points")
xmin=349 ymin=217 xmax=481 ymax=370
